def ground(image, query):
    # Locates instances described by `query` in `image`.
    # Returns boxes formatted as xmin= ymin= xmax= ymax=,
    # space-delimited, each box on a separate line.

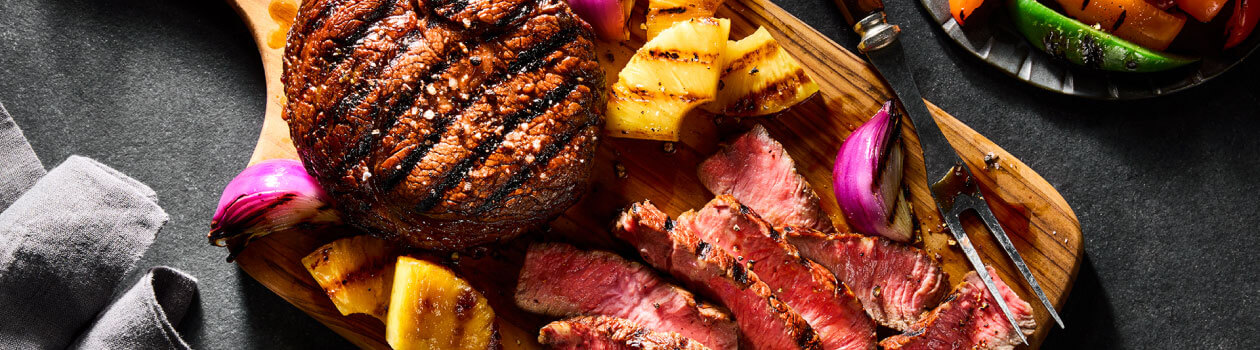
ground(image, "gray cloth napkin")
xmin=0 ymin=101 xmax=44 ymax=212
xmin=0 ymin=103 xmax=197 ymax=350
xmin=71 ymin=267 xmax=197 ymax=350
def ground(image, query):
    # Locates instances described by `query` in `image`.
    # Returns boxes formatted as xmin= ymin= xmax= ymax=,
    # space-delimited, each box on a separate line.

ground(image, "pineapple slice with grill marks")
xmin=646 ymin=0 xmax=726 ymax=40
xmin=386 ymin=256 xmax=500 ymax=350
xmin=302 ymin=235 xmax=399 ymax=321
xmin=606 ymin=17 xmax=731 ymax=141
xmin=702 ymin=27 xmax=820 ymax=116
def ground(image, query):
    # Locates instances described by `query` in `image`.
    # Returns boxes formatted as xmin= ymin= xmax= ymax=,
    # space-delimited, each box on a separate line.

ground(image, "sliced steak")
xmin=680 ymin=196 xmax=876 ymax=350
xmin=614 ymin=201 xmax=822 ymax=350
xmin=785 ymin=228 xmax=946 ymax=331
xmin=283 ymin=0 xmax=604 ymax=250
xmin=540 ymin=316 xmax=712 ymax=350
xmin=697 ymin=125 xmax=834 ymax=233
xmin=880 ymin=266 xmax=1036 ymax=350
xmin=515 ymin=243 xmax=739 ymax=350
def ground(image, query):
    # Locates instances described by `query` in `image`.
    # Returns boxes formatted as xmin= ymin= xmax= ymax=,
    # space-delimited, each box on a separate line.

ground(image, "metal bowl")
xmin=919 ymin=0 xmax=1260 ymax=99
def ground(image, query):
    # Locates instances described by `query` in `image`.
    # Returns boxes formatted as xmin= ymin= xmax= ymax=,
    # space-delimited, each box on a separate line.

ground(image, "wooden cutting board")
xmin=223 ymin=0 xmax=1083 ymax=348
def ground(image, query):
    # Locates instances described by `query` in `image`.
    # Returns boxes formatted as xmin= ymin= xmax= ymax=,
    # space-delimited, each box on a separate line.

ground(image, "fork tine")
xmin=944 ymin=194 xmax=1028 ymax=345
xmin=970 ymin=195 xmax=1066 ymax=328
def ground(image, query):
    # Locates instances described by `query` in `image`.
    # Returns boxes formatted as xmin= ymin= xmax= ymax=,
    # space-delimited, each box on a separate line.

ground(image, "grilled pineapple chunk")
xmin=386 ymin=256 xmax=498 ymax=350
xmin=606 ymin=17 xmax=730 ymax=141
xmin=646 ymin=0 xmax=725 ymax=40
xmin=302 ymin=235 xmax=398 ymax=321
xmin=702 ymin=27 xmax=820 ymax=116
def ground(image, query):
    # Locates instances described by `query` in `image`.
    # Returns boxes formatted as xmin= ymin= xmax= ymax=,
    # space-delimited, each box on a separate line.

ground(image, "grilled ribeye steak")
xmin=282 ymin=0 xmax=604 ymax=249
xmin=614 ymin=201 xmax=823 ymax=350
xmin=515 ymin=243 xmax=740 ymax=350
xmin=786 ymin=228 xmax=947 ymax=331
xmin=680 ymin=196 xmax=876 ymax=350
xmin=880 ymin=266 xmax=1036 ymax=350
xmin=697 ymin=125 xmax=835 ymax=233
xmin=540 ymin=316 xmax=712 ymax=350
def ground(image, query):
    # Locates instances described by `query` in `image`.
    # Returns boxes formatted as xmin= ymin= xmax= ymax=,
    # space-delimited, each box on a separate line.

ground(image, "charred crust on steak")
xmin=730 ymin=262 xmax=750 ymax=286
xmin=695 ymin=241 xmax=712 ymax=257
xmin=282 ymin=0 xmax=604 ymax=250
xmin=767 ymin=226 xmax=782 ymax=241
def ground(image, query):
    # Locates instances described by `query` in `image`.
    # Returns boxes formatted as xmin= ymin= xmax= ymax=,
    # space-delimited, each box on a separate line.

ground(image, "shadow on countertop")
xmin=1042 ymin=255 xmax=1119 ymax=349
xmin=234 ymin=267 xmax=355 ymax=348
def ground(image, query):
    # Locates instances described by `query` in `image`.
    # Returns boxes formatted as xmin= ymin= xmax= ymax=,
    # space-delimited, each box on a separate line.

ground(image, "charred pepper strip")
xmin=1011 ymin=0 xmax=1197 ymax=72
xmin=1225 ymin=0 xmax=1260 ymax=49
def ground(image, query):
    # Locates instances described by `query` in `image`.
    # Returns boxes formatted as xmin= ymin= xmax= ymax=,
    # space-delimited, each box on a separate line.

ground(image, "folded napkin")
xmin=0 ymin=101 xmax=197 ymax=350
xmin=0 ymin=102 xmax=43 ymax=212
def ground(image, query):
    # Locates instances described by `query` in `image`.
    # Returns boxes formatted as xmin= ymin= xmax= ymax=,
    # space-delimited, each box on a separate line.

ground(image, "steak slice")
xmin=697 ymin=125 xmax=835 ymax=233
xmin=283 ymin=0 xmax=604 ymax=250
xmin=786 ymin=228 xmax=946 ymax=331
xmin=515 ymin=243 xmax=739 ymax=350
xmin=614 ymin=201 xmax=822 ymax=350
xmin=880 ymin=266 xmax=1036 ymax=350
xmin=680 ymin=196 xmax=876 ymax=350
xmin=539 ymin=316 xmax=712 ymax=350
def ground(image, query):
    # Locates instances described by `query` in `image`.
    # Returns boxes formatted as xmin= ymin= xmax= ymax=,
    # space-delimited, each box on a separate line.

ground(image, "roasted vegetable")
xmin=209 ymin=159 xmax=340 ymax=261
xmin=386 ymin=256 xmax=499 ymax=350
xmin=950 ymin=0 xmax=988 ymax=25
xmin=701 ymin=27 xmax=819 ymax=117
xmin=646 ymin=0 xmax=725 ymax=40
xmin=302 ymin=235 xmax=398 ymax=321
xmin=1176 ymin=0 xmax=1229 ymax=22
xmin=567 ymin=0 xmax=635 ymax=41
xmin=1054 ymin=0 xmax=1186 ymax=50
xmin=833 ymin=101 xmax=913 ymax=242
xmin=1226 ymin=0 xmax=1260 ymax=48
xmin=606 ymin=18 xmax=731 ymax=141
xmin=1013 ymin=0 xmax=1197 ymax=71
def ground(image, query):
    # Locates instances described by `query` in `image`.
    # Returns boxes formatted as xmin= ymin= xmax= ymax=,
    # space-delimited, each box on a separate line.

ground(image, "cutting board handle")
xmin=227 ymin=0 xmax=301 ymax=165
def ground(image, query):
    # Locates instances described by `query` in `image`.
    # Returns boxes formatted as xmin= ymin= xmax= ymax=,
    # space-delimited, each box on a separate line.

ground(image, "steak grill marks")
xmin=344 ymin=50 xmax=455 ymax=184
xmin=434 ymin=0 xmax=471 ymax=17
xmin=282 ymin=0 xmax=603 ymax=250
xmin=378 ymin=23 xmax=581 ymax=194
xmin=470 ymin=107 xmax=597 ymax=216
xmin=335 ymin=0 xmax=568 ymax=194
xmin=321 ymin=0 xmax=399 ymax=66
xmin=413 ymin=78 xmax=580 ymax=212
xmin=312 ymin=2 xmax=425 ymax=162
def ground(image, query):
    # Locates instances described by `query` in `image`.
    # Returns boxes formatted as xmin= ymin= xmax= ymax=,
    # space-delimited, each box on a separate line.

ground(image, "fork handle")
xmin=833 ymin=0 xmax=886 ymax=28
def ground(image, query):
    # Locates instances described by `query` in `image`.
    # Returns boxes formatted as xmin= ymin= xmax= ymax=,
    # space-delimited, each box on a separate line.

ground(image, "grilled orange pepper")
xmin=1055 ymin=0 xmax=1186 ymax=51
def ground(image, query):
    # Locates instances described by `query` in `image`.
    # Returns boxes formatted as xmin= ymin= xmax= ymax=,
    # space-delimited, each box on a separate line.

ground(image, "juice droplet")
xmin=267 ymin=0 xmax=299 ymax=49
xmin=268 ymin=29 xmax=287 ymax=49
xmin=269 ymin=0 xmax=298 ymax=24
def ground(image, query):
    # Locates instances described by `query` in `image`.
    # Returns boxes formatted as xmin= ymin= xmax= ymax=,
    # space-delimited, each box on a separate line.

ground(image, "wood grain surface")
xmin=222 ymin=0 xmax=1083 ymax=348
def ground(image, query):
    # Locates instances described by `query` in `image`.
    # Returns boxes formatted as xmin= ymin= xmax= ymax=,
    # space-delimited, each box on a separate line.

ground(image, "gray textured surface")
xmin=0 ymin=0 xmax=1256 ymax=348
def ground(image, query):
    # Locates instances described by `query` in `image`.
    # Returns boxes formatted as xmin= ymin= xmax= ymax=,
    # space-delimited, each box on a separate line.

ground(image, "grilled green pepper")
xmin=1011 ymin=0 xmax=1197 ymax=72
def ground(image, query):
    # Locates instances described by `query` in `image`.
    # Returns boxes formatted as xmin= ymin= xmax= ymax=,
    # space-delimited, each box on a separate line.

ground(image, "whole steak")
xmin=282 ymin=0 xmax=604 ymax=249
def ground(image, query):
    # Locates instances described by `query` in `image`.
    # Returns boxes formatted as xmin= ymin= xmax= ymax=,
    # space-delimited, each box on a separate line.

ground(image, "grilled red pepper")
xmin=1177 ymin=0 xmax=1229 ymax=22
xmin=1226 ymin=0 xmax=1260 ymax=49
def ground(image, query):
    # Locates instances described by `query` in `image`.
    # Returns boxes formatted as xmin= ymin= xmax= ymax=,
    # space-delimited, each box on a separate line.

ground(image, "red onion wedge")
xmin=567 ymin=0 xmax=635 ymax=41
xmin=834 ymin=101 xmax=914 ymax=242
xmin=209 ymin=159 xmax=340 ymax=261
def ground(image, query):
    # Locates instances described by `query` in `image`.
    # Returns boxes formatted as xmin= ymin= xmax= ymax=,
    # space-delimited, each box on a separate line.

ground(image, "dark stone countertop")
xmin=1 ymin=0 xmax=1256 ymax=348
